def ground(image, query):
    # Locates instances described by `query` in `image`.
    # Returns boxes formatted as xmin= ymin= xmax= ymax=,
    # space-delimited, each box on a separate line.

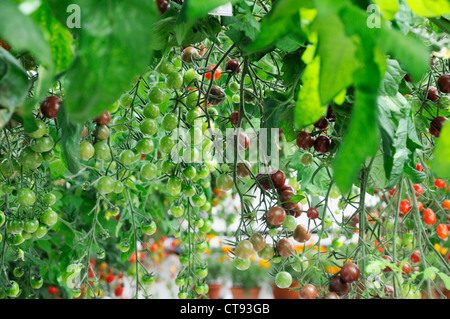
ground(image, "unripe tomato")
xmin=275 ymin=271 xmax=292 ymax=289
xmin=235 ymin=240 xmax=254 ymax=259
xmin=40 ymin=208 xmax=58 ymax=227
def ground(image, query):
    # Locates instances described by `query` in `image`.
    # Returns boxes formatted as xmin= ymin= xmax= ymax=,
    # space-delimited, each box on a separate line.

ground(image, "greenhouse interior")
xmin=0 ymin=0 xmax=449 ymax=302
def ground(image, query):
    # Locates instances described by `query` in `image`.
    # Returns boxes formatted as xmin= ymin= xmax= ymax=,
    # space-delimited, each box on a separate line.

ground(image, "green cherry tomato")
xmin=30 ymin=275 xmax=44 ymax=289
xmin=119 ymin=93 xmax=133 ymax=108
xmin=114 ymin=181 xmax=124 ymax=194
xmin=197 ymin=166 xmax=210 ymax=179
xmin=136 ymin=138 xmax=154 ymax=154
xmin=162 ymin=160 xmax=176 ymax=175
xmin=166 ymin=71 xmax=184 ymax=90
xmin=6 ymin=220 xmax=24 ymax=234
xmin=27 ymin=120 xmax=47 ymax=139
xmin=195 ymin=241 xmax=209 ymax=253
xmin=148 ymin=87 xmax=166 ymax=105
xmin=183 ymin=166 xmax=197 ymax=180
xmin=170 ymin=204 xmax=185 ymax=218
xmin=141 ymin=221 xmax=157 ymax=235
xmin=7 ymin=233 xmax=25 ymax=246
xmin=21 ymin=231 xmax=33 ymax=240
xmin=13 ymin=267 xmax=24 ymax=278
xmin=235 ymin=240 xmax=254 ymax=259
xmin=275 ymin=271 xmax=292 ymax=289
xmin=143 ymin=104 xmax=160 ymax=119
xmin=233 ymin=257 xmax=251 ymax=271
xmin=199 ymin=219 xmax=212 ymax=233
xmin=5 ymin=281 xmax=20 ymax=297
xmin=159 ymin=135 xmax=176 ymax=154
xmin=32 ymin=224 xmax=48 ymax=239
xmin=93 ymin=141 xmax=111 ymax=160
xmin=186 ymin=91 xmax=199 ymax=109
xmin=167 ymin=176 xmax=182 ymax=196
xmin=96 ymin=125 xmax=110 ymax=141
xmin=183 ymin=185 xmax=196 ymax=197
xmin=184 ymin=69 xmax=201 ymax=87
xmin=191 ymin=193 xmax=207 ymax=207
xmin=186 ymin=110 xmax=201 ymax=126
xmin=175 ymin=277 xmax=185 ymax=287
xmin=80 ymin=142 xmax=95 ymax=161
xmin=229 ymin=81 xmax=240 ymax=93
xmin=140 ymin=118 xmax=158 ymax=136
xmin=119 ymin=240 xmax=130 ymax=253
xmin=216 ymin=174 xmax=233 ymax=192
xmin=162 ymin=113 xmax=178 ymax=131
xmin=142 ymin=273 xmax=155 ymax=286
xmin=0 ymin=158 xmax=20 ymax=178
xmin=120 ymin=149 xmax=139 ymax=166
xmin=24 ymin=219 xmax=39 ymax=233
xmin=141 ymin=163 xmax=157 ymax=180
xmin=43 ymin=193 xmax=57 ymax=206
xmin=40 ymin=208 xmax=58 ymax=227
xmin=17 ymin=188 xmax=36 ymax=207
xmin=30 ymin=136 xmax=54 ymax=153
xmin=300 ymin=152 xmax=314 ymax=166
xmin=282 ymin=215 xmax=297 ymax=232
xmin=97 ymin=176 xmax=116 ymax=194
xmin=113 ymin=116 xmax=129 ymax=133
xmin=18 ymin=147 xmax=43 ymax=170
xmin=258 ymin=244 xmax=275 ymax=260
xmin=42 ymin=149 xmax=55 ymax=161
xmin=195 ymin=268 xmax=208 ymax=279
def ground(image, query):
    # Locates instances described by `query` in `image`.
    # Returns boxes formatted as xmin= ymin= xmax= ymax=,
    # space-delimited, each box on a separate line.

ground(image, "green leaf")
xmin=178 ymin=0 xmax=239 ymax=23
xmin=431 ymin=121 xmax=450 ymax=179
xmin=333 ymin=88 xmax=380 ymax=194
xmin=312 ymin=13 xmax=358 ymax=104
xmin=57 ymin=105 xmax=83 ymax=174
xmin=377 ymin=28 xmax=429 ymax=84
xmin=387 ymin=118 xmax=410 ymax=187
xmin=379 ymin=59 xmax=403 ymax=96
xmin=57 ymin=0 xmax=158 ymax=121
xmin=429 ymin=17 xmax=450 ymax=35
xmin=373 ymin=0 xmax=400 ymax=20
xmin=404 ymin=163 xmax=426 ymax=184
xmin=437 ymin=271 xmax=450 ymax=290
xmin=295 ymin=55 xmax=325 ymax=128
xmin=0 ymin=48 xmax=30 ymax=128
xmin=245 ymin=0 xmax=306 ymax=53
xmin=0 ymin=0 xmax=54 ymax=101
xmin=406 ymin=0 xmax=450 ymax=17
xmin=31 ymin=2 xmax=74 ymax=73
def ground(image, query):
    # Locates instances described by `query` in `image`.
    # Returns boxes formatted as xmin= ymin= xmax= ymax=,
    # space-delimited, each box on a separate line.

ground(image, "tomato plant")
xmin=0 ymin=0 xmax=449 ymax=301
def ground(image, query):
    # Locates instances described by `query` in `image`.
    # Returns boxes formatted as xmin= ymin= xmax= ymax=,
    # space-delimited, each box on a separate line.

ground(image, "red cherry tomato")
xmin=410 ymin=250 xmax=420 ymax=264
xmin=412 ymin=184 xmax=423 ymax=197
xmin=416 ymin=163 xmax=424 ymax=172
xmin=399 ymin=199 xmax=411 ymax=216
xmin=48 ymin=286 xmax=58 ymax=295
xmin=205 ymin=64 xmax=222 ymax=81
xmin=434 ymin=179 xmax=445 ymax=189
xmin=437 ymin=224 xmax=449 ymax=239
xmin=423 ymin=208 xmax=436 ymax=226
xmin=115 ymin=285 xmax=124 ymax=297
xmin=417 ymin=201 xmax=424 ymax=212
xmin=106 ymin=273 xmax=115 ymax=284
